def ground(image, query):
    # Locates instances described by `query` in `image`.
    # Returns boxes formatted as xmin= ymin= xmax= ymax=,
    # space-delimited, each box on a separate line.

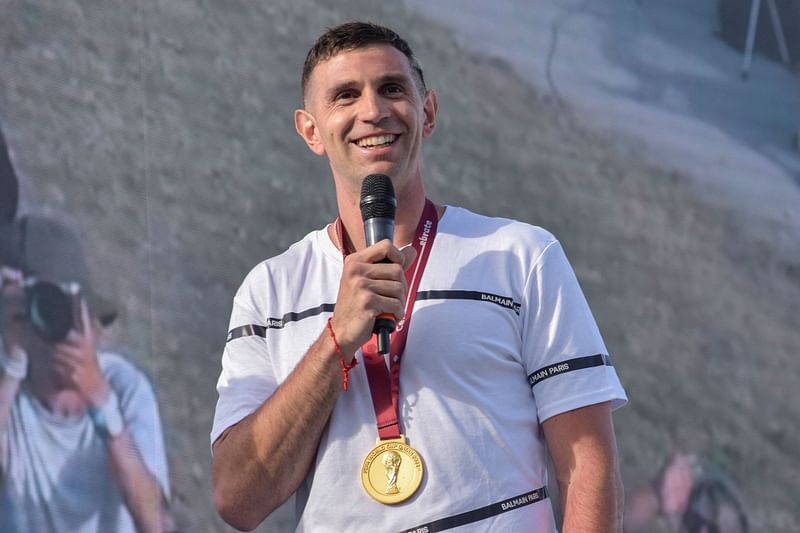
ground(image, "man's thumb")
xmin=400 ymin=245 xmax=418 ymax=271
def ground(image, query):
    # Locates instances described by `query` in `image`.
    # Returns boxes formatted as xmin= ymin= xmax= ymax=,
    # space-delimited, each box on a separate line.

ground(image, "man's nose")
xmin=358 ymin=90 xmax=389 ymax=123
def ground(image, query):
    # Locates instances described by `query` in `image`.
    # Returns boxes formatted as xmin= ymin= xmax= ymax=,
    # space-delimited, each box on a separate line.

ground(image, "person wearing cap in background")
xmin=0 ymin=214 xmax=174 ymax=532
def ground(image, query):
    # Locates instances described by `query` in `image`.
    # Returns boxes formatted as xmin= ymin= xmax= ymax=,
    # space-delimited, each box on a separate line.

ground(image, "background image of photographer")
xmin=0 ymin=213 xmax=174 ymax=532
xmin=0 ymin=216 xmax=117 ymax=342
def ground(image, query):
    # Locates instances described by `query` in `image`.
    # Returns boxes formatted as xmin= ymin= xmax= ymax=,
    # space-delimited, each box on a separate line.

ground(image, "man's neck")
xmin=334 ymin=178 xmax=429 ymax=252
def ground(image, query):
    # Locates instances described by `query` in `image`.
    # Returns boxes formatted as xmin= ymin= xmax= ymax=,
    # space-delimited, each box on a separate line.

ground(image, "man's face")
xmin=296 ymin=44 xmax=437 ymax=195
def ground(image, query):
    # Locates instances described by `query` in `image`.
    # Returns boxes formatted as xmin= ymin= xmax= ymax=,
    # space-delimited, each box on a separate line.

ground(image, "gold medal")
xmin=361 ymin=435 xmax=424 ymax=504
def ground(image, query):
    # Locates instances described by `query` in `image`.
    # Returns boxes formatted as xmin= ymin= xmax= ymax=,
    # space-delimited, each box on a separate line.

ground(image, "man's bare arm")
xmin=0 ymin=269 xmax=27 ymax=465
xmin=0 ymin=350 xmax=28 ymax=454
xmin=543 ymin=401 xmax=623 ymax=533
xmin=104 ymin=429 xmax=168 ymax=533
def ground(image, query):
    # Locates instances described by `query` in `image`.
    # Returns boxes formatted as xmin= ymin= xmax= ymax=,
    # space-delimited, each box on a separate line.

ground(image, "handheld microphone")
xmin=360 ymin=174 xmax=396 ymax=355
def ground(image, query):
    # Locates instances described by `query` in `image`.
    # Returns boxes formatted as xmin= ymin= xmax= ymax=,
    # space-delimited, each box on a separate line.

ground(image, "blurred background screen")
xmin=1 ymin=1 xmax=798 ymax=531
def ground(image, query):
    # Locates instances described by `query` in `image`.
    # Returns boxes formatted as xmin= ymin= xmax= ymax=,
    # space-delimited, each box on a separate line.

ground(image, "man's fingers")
xmin=78 ymin=298 xmax=91 ymax=336
xmin=61 ymin=329 xmax=84 ymax=348
xmin=360 ymin=279 xmax=406 ymax=316
xmin=399 ymin=245 xmax=417 ymax=271
xmin=357 ymin=239 xmax=405 ymax=266
xmin=51 ymin=355 xmax=78 ymax=378
xmin=0 ymin=266 xmax=22 ymax=287
xmin=62 ymin=303 xmax=94 ymax=346
xmin=356 ymin=290 xmax=405 ymax=321
xmin=349 ymin=240 xmax=418 ymax=275
xmin=52 ymin=345 xmax=82 ymax=364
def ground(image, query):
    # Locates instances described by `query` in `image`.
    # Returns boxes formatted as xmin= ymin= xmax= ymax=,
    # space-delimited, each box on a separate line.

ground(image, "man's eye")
xmin=336 ymin=90 xmax=356 ymax=100
xmin=385 ymin=84 xmax=404 ymax=95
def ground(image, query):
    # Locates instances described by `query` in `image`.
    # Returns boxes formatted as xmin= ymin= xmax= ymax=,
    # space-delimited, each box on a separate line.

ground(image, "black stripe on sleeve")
xmin=527 ymin=354 xmax=613 ymax=388
xmin=227 ymin=324 xmax=267 ymax=342
xmin=416 ymin=290 xmax=521 ymax=315
xmin=226 ymin=302 xmax=336 ymax=343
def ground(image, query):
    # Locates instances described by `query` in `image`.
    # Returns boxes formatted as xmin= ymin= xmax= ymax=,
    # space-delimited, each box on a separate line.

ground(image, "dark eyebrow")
xmin=324 ymin=72 xmax=414 ymax=101
xmin=376 ymin=73 xmax=412 ymax=87
xmin=326 ymin=81 xmax=357 ymax=101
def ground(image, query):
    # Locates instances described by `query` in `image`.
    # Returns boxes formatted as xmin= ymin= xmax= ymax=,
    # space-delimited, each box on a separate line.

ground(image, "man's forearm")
xmin=0 ymin=371 xmax=22 ymax=447
xmin=543 ymin=402 xmax=623 ymax=533
xmin=0 ymin=345 xmax=26 ymax=444
xmin=212 ymin=328 xmax=343 ymax=531
xmin=106 ymin=432 xmax=166 ymax=533
xmin=615 ymin=467 xmax=624 ymax=532
xmin=560 ymin=458 xmax=622 ymax=533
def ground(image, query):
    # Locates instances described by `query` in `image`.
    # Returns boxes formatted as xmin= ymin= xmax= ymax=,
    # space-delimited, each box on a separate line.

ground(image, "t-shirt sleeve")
xmin=209 ymin=273 xmax=277 ymax=451
xmin=521 ymin=240 xmax=627 ymax=423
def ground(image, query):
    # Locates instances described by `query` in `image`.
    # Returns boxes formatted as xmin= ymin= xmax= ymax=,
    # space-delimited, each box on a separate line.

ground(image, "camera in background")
xmin=23 ymin=278 xmax=81 ymax=343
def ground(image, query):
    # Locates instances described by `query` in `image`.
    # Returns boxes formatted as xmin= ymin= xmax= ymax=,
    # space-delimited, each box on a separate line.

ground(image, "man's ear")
xmin=422 ymin=89 xmax=438 ymax=138
xmin=294 ymin=109 xmax=326 ymax=156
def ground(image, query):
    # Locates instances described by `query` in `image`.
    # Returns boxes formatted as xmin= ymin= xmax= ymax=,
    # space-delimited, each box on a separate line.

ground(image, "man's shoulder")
xmin=443 ymin=205 xmax=559 ymax=254
xmin=98 ymin=351 xmax=139 ymax=375
xmin=241 ymin=228 xmax=328 ymax=284
xmin=231 ymin=227 xmax=333 ymax=316
xmin=98 ymin=352 xmax=155 ymax=399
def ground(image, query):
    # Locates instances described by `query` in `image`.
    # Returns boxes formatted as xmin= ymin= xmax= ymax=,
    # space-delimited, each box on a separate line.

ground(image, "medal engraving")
xmin=361 ymin=436 xmax=424 ymax=504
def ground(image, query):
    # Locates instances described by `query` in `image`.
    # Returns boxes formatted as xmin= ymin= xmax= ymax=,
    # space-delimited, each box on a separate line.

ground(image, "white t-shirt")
xmin=0 ymin=352 xmax=170 ymax=533
xmin=212 ymin=206 xmax=627 ymax=532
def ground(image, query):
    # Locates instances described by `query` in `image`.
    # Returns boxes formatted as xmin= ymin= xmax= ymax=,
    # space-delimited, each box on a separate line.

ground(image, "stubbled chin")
xmin=359 ymin=161 xmax=401 ymax=177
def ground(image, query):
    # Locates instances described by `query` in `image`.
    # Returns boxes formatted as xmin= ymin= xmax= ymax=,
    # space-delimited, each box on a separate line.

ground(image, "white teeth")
xmin=356 ymin=134 xmax=397 ymax=147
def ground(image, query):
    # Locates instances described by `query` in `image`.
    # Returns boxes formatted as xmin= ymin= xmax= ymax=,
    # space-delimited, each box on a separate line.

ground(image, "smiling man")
xmin=210 ymin=21 xmax=627 ymax=532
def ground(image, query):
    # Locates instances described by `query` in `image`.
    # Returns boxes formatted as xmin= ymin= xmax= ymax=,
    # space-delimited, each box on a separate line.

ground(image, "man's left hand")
xmin=52 ymin=298 xmax=109 ymax=407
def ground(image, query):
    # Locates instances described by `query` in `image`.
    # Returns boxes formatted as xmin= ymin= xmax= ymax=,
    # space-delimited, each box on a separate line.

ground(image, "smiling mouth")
xmin=354 ymin=134 xmax=398 ymax=148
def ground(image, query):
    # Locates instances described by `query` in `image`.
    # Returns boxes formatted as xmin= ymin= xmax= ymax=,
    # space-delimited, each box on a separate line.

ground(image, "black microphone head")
xmin=360 ymin=174 xmax=396 ymax=222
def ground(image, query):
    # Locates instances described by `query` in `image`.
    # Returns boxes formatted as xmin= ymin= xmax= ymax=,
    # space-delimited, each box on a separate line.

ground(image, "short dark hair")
xmin=301 ymin=21 xmax=427 ymax=101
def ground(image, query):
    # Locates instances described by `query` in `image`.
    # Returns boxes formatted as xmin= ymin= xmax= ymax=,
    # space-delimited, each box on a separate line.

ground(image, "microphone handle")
xmin=363 ymin=218 xmax=394 ymax=248
xmin=363 ymin=217 xmax=395 ymax=354
xmin=375 ymin=317 xmax=394 ymax=354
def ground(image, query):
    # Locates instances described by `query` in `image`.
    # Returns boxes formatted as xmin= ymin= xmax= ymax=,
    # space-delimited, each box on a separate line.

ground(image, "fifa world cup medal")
xmin=361 ymin=435 xmax=424 ymax=504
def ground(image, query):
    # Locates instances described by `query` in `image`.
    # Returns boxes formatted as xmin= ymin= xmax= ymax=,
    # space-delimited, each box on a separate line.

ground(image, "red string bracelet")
xmin=326 ymin=317 xmax=358 ymax=391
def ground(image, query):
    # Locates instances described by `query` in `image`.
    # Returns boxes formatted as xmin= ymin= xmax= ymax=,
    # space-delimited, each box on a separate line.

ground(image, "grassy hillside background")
xmin=1 ymin=1 xmax=798 ymax=531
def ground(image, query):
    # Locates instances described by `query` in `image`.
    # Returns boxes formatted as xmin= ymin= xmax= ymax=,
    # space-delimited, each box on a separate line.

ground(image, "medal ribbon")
xmin=336 ymin=199 xmax=439 ymax=440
